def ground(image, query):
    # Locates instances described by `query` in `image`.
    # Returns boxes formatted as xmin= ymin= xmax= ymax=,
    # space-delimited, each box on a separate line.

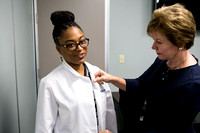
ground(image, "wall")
xmin=0 ymin=0 xmax=37 ymax=132
xmin=109 ymin=0 xmax=200 ymax=91
xmin=37 ymin=0 xmax=105 ymax=79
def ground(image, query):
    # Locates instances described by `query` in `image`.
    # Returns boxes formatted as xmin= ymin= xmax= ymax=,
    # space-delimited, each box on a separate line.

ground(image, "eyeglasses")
xmin=57 ymin=38 xmax=89 ymax=52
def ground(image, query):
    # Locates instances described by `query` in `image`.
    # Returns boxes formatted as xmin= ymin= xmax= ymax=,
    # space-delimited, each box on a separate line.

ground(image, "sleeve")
xmin=118 ymin=58 xmax=161 ymax=132
xmin=105 ymin=84 xmax=118 ymax=133
xmin=119 ymin=80 xmax=145 ymax=132
xmin=35 ymin=78 xmax=58 ymax=133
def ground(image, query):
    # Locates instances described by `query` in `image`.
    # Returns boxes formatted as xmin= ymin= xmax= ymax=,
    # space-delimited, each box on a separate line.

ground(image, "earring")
xmin=179 ymin=47 xmax=183 ymax=51
xmin=60 ymin=57 xmax=63 ymax=62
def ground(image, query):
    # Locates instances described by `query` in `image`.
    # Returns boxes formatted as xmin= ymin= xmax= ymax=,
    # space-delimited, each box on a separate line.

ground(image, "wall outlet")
xmin=119 ymin=54 xmax=125 ymax=64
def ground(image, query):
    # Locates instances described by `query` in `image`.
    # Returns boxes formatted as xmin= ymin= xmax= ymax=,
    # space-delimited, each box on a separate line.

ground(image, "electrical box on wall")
xmin=119 ymin=54 xmax=125 ymax=64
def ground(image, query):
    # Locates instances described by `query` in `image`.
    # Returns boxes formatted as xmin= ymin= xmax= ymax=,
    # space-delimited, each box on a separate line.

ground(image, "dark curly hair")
xmin=50 ymin=10 xmax=83 ymax=45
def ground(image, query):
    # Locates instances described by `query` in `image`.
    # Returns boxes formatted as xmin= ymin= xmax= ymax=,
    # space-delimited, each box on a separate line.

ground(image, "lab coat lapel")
xmin=86 ymin=62 xmax=108 ymax=131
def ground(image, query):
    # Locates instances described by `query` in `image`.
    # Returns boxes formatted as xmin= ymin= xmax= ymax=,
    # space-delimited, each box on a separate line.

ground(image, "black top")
xmin=119 ymin=57 xmax=200 ymax=133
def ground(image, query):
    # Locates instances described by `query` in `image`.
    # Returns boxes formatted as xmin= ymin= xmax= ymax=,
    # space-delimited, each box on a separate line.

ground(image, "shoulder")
xmin=179 ymin=65 xmax=200 ymax=95
xmin=190 ymin=55 xmax=200 ymax=73
xmin=139 ymin=57 xmax=166 ymax=78
xmin=39 ymin=63 xmax=64 ymax=85
xmin=154 ymin=57 xmax=167 ymax=65
xmin=175 ymin=63 xmax=200 ymax=88
xmin=146 ymin=57 xmax=167 ymax=71
xmin=187 ymin=62 xmax=200 ymax=81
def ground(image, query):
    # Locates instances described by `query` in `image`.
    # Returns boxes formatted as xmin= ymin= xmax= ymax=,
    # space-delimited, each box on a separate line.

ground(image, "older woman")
xmin=94 ymin=3 xmax=200 ymax=133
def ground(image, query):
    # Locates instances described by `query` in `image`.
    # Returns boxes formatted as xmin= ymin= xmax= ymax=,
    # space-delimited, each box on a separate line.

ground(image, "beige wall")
xmin=37 ymin=0 xmax=105 ymax=79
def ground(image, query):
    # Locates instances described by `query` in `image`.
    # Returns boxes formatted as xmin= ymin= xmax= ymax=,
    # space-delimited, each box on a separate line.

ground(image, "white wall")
xmin=109 ymin=0 xmax=200 ymax=91
xmin=0 ymin=0 xmax=37 ymax=132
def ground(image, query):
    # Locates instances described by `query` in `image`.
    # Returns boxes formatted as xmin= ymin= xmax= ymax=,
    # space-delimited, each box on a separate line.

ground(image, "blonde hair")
xmin=147 ymin=3 xmax=196 ymax=49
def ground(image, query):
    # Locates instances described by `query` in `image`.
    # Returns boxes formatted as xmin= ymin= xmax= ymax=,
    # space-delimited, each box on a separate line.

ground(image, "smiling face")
xmin=151 ymin=31 xmax=180 ymax=61
xmin=56 ymin=26 xmax=88 ymax=69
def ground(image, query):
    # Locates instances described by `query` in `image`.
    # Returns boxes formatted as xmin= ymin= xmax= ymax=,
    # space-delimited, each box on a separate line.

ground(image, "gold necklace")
xmin=162 ymin=54 xmax=190 ymax=81
xmin=168 ymin=54 xmax=190 ymax=70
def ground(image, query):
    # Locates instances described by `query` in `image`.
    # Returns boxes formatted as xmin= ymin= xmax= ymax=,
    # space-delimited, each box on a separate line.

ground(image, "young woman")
xmin=35 ymin=10 xmax=117 ymax=133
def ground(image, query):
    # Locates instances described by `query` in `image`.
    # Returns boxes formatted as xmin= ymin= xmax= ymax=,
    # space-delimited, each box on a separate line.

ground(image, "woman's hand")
xmin=99 ymin=130 xmax=112 ymax=133
xmin=94 ymin=70 xmax=113 ymax=84
xmin=94 ymin=69 xmax=127 ymax=91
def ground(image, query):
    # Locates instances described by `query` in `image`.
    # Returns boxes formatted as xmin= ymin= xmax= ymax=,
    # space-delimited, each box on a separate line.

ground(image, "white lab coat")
xmin=35 ymin=60 xmax=117 ymax=133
